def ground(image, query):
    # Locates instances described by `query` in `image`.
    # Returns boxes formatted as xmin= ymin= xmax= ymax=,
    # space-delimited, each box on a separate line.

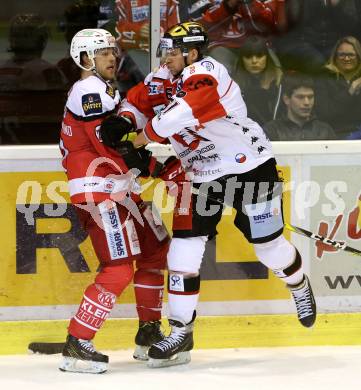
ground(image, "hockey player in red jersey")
xmin=114 ymin=0 xmax=180 ymax=51
xmin=100 ymin=21 xmax=317 ymax=368
xmin=58 ymin=28 xmax=169 ymax=374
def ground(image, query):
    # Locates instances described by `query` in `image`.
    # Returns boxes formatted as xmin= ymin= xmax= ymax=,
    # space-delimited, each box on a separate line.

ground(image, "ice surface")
xmin=0 ymin=346 xmax=360 ymax=390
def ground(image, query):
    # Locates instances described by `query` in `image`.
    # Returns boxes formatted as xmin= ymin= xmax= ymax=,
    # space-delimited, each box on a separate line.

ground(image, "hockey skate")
xmin=147 ymin=313 xmax=195 ymax=368
xmin=133 ymin=320 xmax=165 ymax=361
xmin=59 ymin=335 xmax=108 ymax=374
xmin=288 ymin=275 xmax=316 ymax=328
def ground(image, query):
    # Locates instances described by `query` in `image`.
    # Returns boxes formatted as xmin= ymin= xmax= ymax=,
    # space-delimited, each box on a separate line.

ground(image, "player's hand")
xmin=116 ymin=141 xmax=152 ymax=175
xmin=100 ymin=115 xmax=134 ymax=149
xmin=157 ymin=156 xmax=190 ymax=197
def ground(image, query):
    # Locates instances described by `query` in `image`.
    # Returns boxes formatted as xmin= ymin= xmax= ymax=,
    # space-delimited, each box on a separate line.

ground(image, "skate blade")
xmin=59 ymin=356 xmax=107 ymax=374
xmin=133 ymin=345 xmax=149 ymax=361
xmin=147 ymin=351 xmax=191 ymax=368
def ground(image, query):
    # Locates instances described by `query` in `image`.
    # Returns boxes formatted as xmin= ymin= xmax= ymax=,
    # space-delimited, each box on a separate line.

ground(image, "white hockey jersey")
xmin=121 ymin=57 xmax=274 ymax=183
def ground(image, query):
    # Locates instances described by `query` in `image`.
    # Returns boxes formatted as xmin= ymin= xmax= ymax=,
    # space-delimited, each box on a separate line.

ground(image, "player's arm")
xmin=139 ymin=72 xmax=226 ymax=144
xmin=100 ymin=80 xmax=154 ymax=148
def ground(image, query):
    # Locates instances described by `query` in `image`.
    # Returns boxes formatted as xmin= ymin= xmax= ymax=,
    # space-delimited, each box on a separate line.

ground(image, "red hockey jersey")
xmin=60 ymin=75 xmax=140 ymax=204
xmin=115 ymin=0 xmax=180 ymax=51
xmin=199 ymin=0 xmax=286 ymax=49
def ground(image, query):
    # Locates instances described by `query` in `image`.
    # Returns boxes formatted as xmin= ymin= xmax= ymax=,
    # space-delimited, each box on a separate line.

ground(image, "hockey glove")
xmin=100 ymin=115 xmax=134 ymax=149
xmin=157 ymin=156 xmax=189 ymax=197
xmin=116 ymin=141 xmax=163 ymax=177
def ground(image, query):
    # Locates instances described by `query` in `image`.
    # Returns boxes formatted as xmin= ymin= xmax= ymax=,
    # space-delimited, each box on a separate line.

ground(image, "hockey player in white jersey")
xmin=100 ymin=21 xmax=317 ymax=368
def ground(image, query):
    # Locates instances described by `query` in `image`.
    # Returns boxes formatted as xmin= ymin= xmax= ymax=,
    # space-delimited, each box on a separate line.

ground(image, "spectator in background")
xmin=316 ymin=36 xmax=361 ymax=139
xmin=114 ymin=0 xmax=180 ymax=75
xmin=178 ymin=0 xmax=215 ymax=21
xmin=274 ymin=0 xmax=361 ymax=75
xmin=57 ymin=0 xmax=102 ymax=88
xmin=233 ymin=35 xmax=283 ymax=125
xmin=264 ymin=72 xmax=336 ymax=140
xmin=58 ymin=0 xmax=144 ymax=98
xmin=194 ymin=0 xmax=287 ymax=75
xmin=0 ymin=13 xmax=66 ymax=144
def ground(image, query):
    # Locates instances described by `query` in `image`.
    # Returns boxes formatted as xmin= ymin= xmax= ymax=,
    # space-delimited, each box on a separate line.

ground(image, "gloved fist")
xmin=100 ymin=115 xmax=134 ymax=149
xmin=157 ymin=156 xmax=189 ymax=196
xmin=116 ymin=141 xmax=152 ymax=176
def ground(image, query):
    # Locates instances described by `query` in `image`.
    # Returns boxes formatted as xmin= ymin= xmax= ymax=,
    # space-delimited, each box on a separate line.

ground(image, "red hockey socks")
xmin=69 ymin=263 xmax=134 ymax=339
xmin=134 ymin=269 xmax=164 ymax=321
xmin=68 ymin=283 xmax=116 ymax=340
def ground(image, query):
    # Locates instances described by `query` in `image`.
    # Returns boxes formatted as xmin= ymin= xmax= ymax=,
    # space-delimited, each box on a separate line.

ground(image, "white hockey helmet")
xmin=70 ymin=28 xmax=117 ymax=71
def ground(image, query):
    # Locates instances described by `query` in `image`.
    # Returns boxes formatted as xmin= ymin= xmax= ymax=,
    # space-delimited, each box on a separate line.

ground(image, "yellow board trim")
xmin=2 ymin=313 xmax=361 ymax=355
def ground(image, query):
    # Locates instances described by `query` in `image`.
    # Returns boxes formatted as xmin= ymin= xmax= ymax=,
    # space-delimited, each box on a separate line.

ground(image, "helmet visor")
xmin=156 ymin=35 xmax=206 ymax=58
xmin=156 ymin=38 xmax=179 ymax=58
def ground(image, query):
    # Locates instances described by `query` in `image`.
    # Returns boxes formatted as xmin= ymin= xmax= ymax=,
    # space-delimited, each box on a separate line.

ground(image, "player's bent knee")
xmin=167 ymin=236 xmax=208 ymax=273
xmin=254 ymin=235 xmax=303 ymax=282
xmin=254 ymin=235 xmax=296 ymax=269
xmin=95 ymin=262 xmax=134 ymax=296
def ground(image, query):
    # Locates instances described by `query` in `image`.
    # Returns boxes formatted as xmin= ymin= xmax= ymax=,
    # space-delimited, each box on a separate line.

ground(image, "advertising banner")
xmin=1 ymin=144 xmax=361 ymax=321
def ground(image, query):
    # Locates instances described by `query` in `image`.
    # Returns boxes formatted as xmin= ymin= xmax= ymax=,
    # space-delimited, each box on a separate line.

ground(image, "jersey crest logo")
xmin=106 ymin=85 xmax=115 ymax=98
xmin=201 ymin=60 xmax=214 ymax=71
xmin=82 ymin=93 xmax=103 ymax=115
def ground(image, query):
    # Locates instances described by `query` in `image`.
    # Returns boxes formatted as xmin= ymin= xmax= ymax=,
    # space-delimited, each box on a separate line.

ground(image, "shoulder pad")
xmin=144 ymin=64 xmax=170 ymax=84
xmin=182 ymin=57 xmax=224 ymax=83
xmin=67 ymin=76 xmax=120 ymax=117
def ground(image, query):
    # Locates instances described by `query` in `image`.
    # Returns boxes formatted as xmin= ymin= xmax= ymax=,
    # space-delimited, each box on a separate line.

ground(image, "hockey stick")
xmin=283 ymin=223 xmax=361 ymax=257
xmin=28 ymin=342 xmax=65 ymax=354
xmin=28 ymin=186 xmax=361 ymax=354
xmin=190 ymin=186 xmax=361 ymax=256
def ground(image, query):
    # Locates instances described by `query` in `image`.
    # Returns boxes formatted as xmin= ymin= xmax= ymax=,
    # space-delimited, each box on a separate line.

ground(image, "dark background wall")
xmin=0 ymin=0 xmax=74 ymax=21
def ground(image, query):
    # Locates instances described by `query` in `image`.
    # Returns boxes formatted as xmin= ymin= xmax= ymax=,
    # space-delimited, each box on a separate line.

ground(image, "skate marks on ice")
xmin=0 ymin=346 xmax=360 ymax=390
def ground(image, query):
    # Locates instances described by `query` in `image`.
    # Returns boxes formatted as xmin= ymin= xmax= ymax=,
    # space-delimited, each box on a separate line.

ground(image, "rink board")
xmin=2 ymin=313 xmax=361 ymax=355
xmin=1 ymin=142 xmax=361 ymax=354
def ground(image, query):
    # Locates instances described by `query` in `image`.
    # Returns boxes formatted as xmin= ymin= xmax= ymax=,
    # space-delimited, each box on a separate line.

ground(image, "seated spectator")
xmin=233 ymin=35 xmax=283 ymax=125
xmin=315 ymin=36 xmax=361 ymax=139
xmin=274 ymin=0 xmax=361 ymax=75
xmin=194 ymin=0 xmax=287 ymax=75
xmin=0 ymin=13 xmax=66 ymax=144
xmin=264 ymin=72 xmax=336 ymax=141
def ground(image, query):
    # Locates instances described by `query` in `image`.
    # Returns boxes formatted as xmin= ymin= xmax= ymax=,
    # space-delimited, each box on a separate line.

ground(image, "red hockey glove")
xmin=157 ymin=156 xmax=190 ymax=197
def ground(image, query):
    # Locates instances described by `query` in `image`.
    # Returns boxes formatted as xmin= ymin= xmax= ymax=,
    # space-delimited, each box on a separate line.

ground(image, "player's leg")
xmin=148 ymin=187 xmax=223 ymax=368
xmin=147 ymin=236 xmax=205 ymax=368
xmin=132 ymin=203 xmax=170 ymax=360
xmin=233 ymin=159 xmax=316 ymax=327
xmin=59 ymin=201 xmax=137 ymax=373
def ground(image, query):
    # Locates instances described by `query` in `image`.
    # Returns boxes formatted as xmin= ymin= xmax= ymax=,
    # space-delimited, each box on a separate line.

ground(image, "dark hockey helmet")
xmin=9 ymin=13 xmax=49 ymax=54
xmin=157 ymin=21 xmax=208 ymax=58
